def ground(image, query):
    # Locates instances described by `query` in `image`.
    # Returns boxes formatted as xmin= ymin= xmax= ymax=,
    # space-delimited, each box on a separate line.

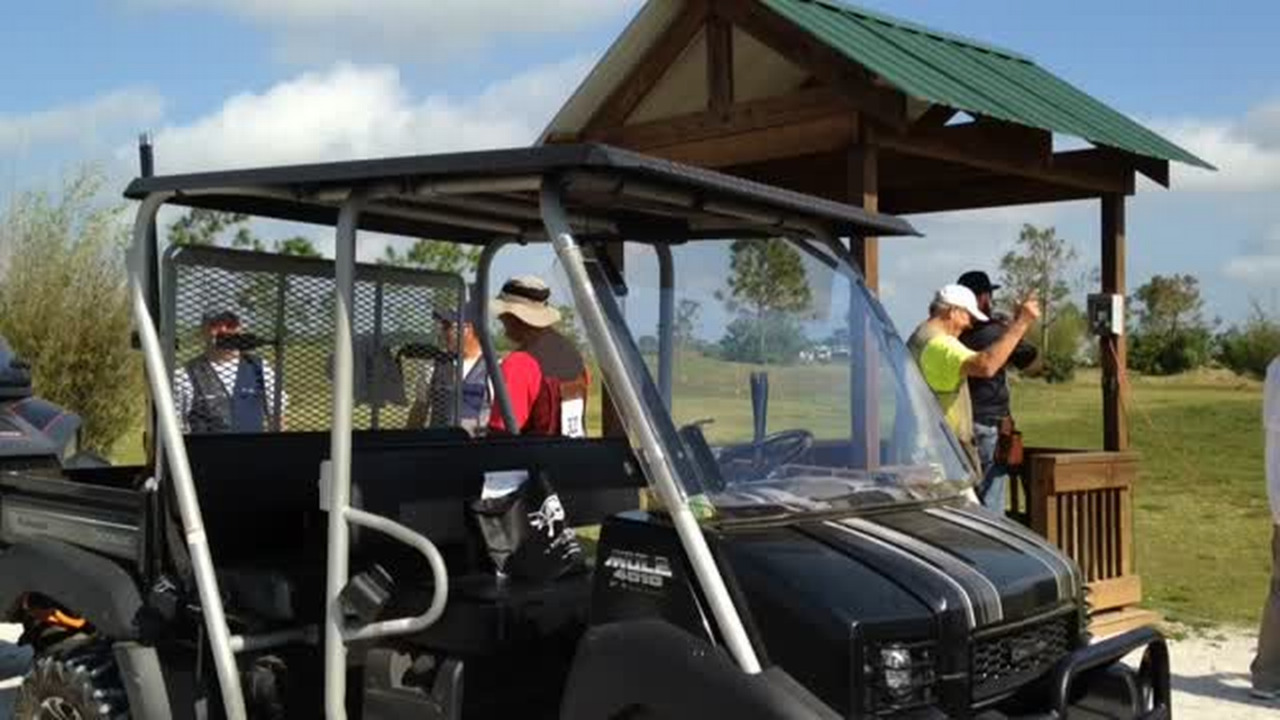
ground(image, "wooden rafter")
xmin=586 ymin=86 xmax=855 ymax=150
xmin=706 ymin=7 xmax=734 ymax=115
xmin=880 ymin=120 xmax=1135 ymax=195
xmin=881 ymin=177 xmax=1101 ymax=215
xmin=582 ymin=0 xmax=709 ymax=135
xmin=713 ymin=0 xmax=907 ymax=130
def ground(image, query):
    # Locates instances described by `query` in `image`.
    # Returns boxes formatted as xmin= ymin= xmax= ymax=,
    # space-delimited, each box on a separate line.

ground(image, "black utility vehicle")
xmin=0 ymin=144 xmax=1169 ymax=719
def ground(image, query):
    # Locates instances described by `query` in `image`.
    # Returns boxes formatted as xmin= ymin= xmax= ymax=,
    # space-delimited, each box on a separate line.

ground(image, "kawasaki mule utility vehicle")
xmin=0 ymin=144 xmax=1171 ymax=718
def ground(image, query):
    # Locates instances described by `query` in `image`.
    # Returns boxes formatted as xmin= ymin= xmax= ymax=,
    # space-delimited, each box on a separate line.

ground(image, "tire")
xmin=12 ymin=634 xmax=128 ymax=720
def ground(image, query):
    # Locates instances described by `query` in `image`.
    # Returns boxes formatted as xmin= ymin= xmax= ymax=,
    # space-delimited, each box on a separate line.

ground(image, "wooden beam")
xmin=913 ymin=103 xmax=960 ymax=131
xmin=640 ymin=113 xmax=857 ymax=169
xmin=1101 ymin=194 xmax=1128 ymax=452
xmin=706 ymin=8 xmax=734 ymax=116
xmin=714 ymin=0 xmax=907 ymax=130
xmin=881 ymin=177 xmax=1100 ymax=215
xmin=588 ymin=86 xmax=856 ymax=150
xmin=880 ymin=123 xmax=1136 ymax=195
xmin=583 ymin=0 xmax=709 ymax=135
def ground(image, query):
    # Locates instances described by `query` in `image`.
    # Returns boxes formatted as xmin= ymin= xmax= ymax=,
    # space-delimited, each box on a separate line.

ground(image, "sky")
xmin=1 ymin=0 xmax=1278 ymax=337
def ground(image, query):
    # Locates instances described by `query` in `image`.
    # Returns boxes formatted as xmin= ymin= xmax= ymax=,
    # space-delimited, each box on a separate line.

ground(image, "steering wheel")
xmin=715 ymin=429 xmax=815 ymax=483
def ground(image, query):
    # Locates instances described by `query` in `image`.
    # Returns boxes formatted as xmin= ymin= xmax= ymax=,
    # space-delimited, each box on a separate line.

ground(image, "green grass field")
xmin=1010 ymin=368 xmax=1269 ymax=628
xmin=111 ymin=350 xmax=1270 ymax=628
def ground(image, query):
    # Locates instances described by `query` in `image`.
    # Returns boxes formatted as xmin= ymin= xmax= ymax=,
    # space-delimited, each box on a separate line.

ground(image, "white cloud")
xmin=0 ymin=89 xmax=165 ymax=152
xmin=1223 ymin=254 xmax=1280 ymax=284
xmin=146 ymin=58 xmax=593 ymax=174
xmin=1155 ymin=110 xmax=1280 ymax=193
xmin=132 ymin=0 xmax=640 ymax=63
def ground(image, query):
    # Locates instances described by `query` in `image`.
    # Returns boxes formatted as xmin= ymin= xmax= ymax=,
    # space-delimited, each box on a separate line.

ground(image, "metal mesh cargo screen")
xmin=162 ymin=244 xmax=465 ymax=433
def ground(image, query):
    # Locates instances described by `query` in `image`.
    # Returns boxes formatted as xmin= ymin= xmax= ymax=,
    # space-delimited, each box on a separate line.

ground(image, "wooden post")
xmin=1101 ymin=194 xmax=1128 ymax=451
xmin=847 ymin=131 xmax=879 ymax=467
xmin=847 ymin=127 xmax=879 ymax=292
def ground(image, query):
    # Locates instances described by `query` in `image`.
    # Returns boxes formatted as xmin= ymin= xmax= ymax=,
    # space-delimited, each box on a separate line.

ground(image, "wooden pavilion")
xmin=541 ymin=0 xmax=1213 ymax=635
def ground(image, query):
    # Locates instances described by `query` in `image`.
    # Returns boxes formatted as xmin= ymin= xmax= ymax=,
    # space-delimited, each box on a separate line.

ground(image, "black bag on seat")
xmin=468 ymin=470 xmax=586 ymax=583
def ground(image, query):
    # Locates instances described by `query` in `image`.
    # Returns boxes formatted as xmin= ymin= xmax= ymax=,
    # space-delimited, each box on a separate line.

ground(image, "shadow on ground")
xmin=1172 ymin=670 xmax=1277 ymax=713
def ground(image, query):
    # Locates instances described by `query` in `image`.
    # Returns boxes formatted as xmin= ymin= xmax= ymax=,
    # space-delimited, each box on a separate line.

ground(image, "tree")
xmin=1129 ymin=274 xmax=1213 ymax=375
xmin=719 ymin=238 xmax=811 ymax=362
xmin=0 ymin=167 xmax=142 ymax=454
xmin=1217 ymin=301 xmax=1280 ymax=379
xmin=381 ymin=239 xmax=481 ymax=275
xmin=999 ymin=224 xmax=1078 ymax=353
xmin=673 ymin=299 xmax=701 ymax=350
xmin=718 ymin=313 xmax=808 ymax=365
xmin=168 ymin=208 xmax=321 ymax=257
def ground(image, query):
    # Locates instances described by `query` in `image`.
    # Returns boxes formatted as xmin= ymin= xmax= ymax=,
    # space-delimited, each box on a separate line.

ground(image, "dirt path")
xmin=1156 ymin=624 xmax=1278 ymax=719
xmin=2 ymin=623 xmax=1277 ymax=718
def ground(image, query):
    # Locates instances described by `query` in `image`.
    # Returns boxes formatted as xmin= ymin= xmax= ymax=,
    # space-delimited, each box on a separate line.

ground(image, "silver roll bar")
xmin=323 ymin=191 xmax=451 ymax=720
xmin=475 ymin=238 xmax=519 ymax=433
xmin=128 ymin=193 xmax=248 ymax=720
xmin=539 ymin=183 xmax=763 ymax=674
xmin=655 ymin=243 xmax=674 ymax=410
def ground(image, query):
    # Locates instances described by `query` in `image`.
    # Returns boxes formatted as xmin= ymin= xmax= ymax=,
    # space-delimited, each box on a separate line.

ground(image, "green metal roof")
xmin=761 ymin=0 xmax=1215 ymax=170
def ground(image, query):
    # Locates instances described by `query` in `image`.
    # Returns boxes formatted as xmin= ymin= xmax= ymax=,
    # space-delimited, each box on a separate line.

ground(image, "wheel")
xmin=715 ymin=429 xmax=815 ymax=481
xmin=12 ymin=634 xmax=128 ymax=720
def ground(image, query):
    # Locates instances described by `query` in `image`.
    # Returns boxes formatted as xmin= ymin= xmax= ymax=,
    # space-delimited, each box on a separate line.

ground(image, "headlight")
xmin=865 ymin=641 xmax=937 ymax=713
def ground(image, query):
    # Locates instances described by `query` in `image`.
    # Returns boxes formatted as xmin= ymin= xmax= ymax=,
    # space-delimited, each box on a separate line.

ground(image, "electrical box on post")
xmin=1087 ymin=293 xmax=1125 ymax=337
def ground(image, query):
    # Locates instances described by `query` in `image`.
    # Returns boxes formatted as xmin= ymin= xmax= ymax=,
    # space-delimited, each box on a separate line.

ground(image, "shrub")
xmin=1041 ymin=350 xmax=1078 ymax=384
xmin=1217 ymin=307 xmax=1280 ymax=379
xmin=0 ymin=168 xmax=143 ymax=454
xmin=1130 ymin=327 xmax=1215 ymax=376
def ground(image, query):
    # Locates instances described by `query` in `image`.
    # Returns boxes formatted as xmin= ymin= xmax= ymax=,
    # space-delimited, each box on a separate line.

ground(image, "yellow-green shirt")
xmin=909 ymin=324 xmax=976 ymax=443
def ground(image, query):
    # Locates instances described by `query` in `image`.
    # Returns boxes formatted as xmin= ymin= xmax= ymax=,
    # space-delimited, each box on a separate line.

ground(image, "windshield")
xmin=601 ymin=237 xmax=974 ymax=520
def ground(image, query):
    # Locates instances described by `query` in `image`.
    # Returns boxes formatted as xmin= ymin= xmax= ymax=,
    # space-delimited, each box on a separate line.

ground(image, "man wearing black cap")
xmin=957 ymin=271 xmax=1039 ymax=513
xmin=173 ymin=310 xmax=284 ymax=434
xmin=406 ymin=295 xmax=492 ymax=435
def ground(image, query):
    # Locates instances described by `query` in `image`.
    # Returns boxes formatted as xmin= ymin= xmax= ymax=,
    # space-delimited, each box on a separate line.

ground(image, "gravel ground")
xmin=1 ymin=622 xmax=1277 ymax=718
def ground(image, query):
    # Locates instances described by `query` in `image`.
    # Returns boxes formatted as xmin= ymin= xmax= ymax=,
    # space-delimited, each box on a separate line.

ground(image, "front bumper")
xmin=964 ymin=625 xmax=1170 ymax=720
xmin=1051 ymin=625 xmax=1170 ymax=719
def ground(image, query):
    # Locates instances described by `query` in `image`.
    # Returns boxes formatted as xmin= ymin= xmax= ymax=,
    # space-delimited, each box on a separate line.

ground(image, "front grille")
xmin=971 ymin=611 xmax=1073 ymax=700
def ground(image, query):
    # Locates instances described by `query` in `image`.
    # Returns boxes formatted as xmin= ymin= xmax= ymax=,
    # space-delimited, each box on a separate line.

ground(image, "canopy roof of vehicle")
xmin=124 ymin=143 xmax=917 ymax=244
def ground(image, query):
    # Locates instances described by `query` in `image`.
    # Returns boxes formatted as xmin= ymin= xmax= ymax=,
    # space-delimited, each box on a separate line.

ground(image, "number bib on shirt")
xmin=560 ymin=397 xmax=586 ymax=438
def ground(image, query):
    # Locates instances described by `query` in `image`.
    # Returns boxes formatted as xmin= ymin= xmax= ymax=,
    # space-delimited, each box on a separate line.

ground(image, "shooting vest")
xmin=521 ymin=330 xmax=589 ymax=438
xmin=184 ymin=355 xmax=268 ymax=434
xmin=428 ymin=357 xmax=492 ymax=434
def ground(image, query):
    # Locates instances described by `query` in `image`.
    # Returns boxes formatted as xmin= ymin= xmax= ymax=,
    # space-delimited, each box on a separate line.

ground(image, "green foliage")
xmin=718 ymin=312 xmax=807 ymax=365
xmin=674 ymin=298 xmax=701 ymax=348
xmin=1217 ymin=302 xmax=1280 ymax=379
xmin=719 ymin=239 xmax=811 ymax=363
xmin=999 ymin=224 xmax=1079 ymax=351
xmin=381 ymin=239 xmax=481 ymax=275
xmin=0 ymin=167 xmax=142 ymax=454
xmin=1128 ymin=274 xmax=1214 ymax=375
xmin=168 ymin=208 xmax=321 ymax=257
xmin=1040 ymin=351 xmax=1078 ymax=384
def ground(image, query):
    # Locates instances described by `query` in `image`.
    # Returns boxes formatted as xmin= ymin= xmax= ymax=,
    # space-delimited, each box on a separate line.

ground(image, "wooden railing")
xmin=1010 ymin=448 xmax=1155 ymax=635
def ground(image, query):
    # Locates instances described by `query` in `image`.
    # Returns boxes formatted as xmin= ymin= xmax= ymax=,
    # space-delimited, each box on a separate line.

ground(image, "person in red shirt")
xmin=488 ymin=276 xmax=589 ymax=437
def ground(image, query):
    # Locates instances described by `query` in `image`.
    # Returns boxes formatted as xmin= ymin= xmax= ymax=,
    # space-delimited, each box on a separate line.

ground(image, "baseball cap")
xmin=201 ymin=310 xmax=242 ymax=330
xmin=957 ymin=270 xmax=1000 ymax=295
xmin=934 ymin=284 xmax=989 ymax=323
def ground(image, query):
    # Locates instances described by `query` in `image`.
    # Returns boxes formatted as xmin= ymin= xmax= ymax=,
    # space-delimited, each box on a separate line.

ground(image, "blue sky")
xmin=2 ymin=0 xmax=1277 ymax=335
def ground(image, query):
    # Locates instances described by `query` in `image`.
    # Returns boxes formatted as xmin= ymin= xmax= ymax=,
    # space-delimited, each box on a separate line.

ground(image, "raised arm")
xmin=964 ymin=297 xmax=1041 ymax=379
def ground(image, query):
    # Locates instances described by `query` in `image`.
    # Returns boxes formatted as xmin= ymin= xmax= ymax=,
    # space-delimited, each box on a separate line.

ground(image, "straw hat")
xmin=492 ymin=275 xmax=562 ymax=328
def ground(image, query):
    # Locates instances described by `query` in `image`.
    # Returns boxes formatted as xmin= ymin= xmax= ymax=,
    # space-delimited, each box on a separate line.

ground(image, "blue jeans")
xmin=974 ymin=422 xmax=1008 ymax=514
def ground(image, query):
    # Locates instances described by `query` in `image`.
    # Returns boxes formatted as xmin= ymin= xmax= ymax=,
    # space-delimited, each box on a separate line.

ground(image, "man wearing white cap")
xmin=488 ymin=275 xmax=589 ymax=437
xmin=908 ymin=284 xmax=1040 ymax=469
